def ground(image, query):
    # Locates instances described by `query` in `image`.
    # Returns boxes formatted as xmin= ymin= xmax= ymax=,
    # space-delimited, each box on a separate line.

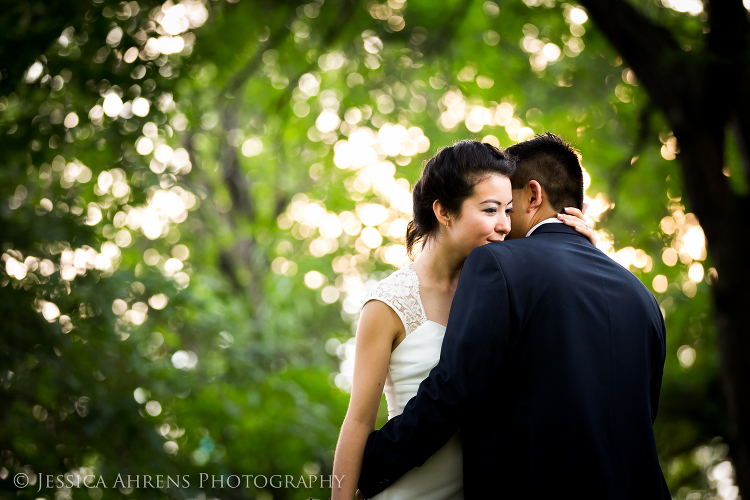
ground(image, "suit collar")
xmin=526 ymin=217 xmax=563 ymax=237
xmin=527 ymin=222 xmax=588 ymax=239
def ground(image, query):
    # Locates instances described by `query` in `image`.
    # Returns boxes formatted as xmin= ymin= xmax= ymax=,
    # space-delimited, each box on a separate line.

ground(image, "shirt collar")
xmin=525 ymin=217 xmax=563 ymax=237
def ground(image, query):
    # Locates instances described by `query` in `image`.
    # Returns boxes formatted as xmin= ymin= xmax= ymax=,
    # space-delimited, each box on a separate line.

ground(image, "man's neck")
xmin=527 ymin=208 xmax=559 ymax=230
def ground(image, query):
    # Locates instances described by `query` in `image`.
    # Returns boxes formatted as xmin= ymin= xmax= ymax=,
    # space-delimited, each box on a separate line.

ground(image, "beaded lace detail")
xmin=362 ymin=262 xmax=427 ymax=335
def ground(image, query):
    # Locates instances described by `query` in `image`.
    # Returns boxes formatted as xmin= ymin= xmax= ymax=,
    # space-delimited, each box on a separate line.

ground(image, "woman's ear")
xmin=432 ymin=199 xmax=450 ymax=227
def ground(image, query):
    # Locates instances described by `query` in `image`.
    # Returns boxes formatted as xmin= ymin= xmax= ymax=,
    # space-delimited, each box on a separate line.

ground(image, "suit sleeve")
xmin=357 ymin=245 xmax=512 ymax=498
xmin=650 ymin=297 xmax=667 ymax=424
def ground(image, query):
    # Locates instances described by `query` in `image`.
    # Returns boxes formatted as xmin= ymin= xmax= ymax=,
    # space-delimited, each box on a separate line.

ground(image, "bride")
xmin=331 ymin=140 xmax=595 ymax=500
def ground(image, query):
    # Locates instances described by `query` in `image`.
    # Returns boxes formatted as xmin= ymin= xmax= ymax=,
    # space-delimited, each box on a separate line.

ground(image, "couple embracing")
xmin=332 ymin=133 xmax=671 ymax=500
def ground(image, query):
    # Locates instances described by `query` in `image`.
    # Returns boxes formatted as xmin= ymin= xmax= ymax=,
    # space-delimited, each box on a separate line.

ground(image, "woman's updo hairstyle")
xmin=406 ymin=140 xmax=516 ymax=257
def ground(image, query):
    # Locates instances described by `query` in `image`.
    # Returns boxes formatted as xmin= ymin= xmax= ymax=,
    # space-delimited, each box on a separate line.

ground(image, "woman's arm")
xmin=332 ymin=300 xmax=403 ymax=500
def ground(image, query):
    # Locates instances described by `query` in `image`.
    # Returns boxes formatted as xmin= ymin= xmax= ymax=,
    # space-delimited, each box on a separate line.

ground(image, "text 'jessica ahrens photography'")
xmin=15 ymin=472 xmax=345 ymax=492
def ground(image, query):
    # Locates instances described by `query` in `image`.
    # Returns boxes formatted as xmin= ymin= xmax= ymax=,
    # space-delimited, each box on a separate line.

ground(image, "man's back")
xmin=461 ymin=223 xmax=668 ymax=498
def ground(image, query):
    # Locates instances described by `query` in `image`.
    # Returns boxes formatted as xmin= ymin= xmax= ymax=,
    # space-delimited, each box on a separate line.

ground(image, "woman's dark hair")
xmin=405 ymin=140 xmax=516 ymax=257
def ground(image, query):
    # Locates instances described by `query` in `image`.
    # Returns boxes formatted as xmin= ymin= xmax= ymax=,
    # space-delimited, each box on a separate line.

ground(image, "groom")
xmin=357 ymin=133 xmax=670 ymax=499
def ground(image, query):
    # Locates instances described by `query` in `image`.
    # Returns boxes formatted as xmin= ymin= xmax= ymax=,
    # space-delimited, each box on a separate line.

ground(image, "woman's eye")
xmin=506 ymin=208 xmax=514 ymax=214
xmin=483 ymin=208 xmax=497 ymax=214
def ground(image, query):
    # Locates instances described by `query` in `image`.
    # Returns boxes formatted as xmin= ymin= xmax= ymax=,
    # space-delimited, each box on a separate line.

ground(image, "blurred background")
xmin=2 ymin=0 xmax=749 ymax=499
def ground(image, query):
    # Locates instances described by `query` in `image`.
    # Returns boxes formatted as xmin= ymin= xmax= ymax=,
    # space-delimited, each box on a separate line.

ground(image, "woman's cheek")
xmin=475 ymin=219 xmax=494 ymax=239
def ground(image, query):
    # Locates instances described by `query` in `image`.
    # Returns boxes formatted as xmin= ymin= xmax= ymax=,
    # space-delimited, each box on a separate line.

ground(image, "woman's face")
xmin=445 ymin=174 xmax=513 ymax=258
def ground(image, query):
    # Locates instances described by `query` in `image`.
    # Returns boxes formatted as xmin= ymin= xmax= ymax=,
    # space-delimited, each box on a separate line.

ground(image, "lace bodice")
xmin=361 ymin=262 xmax=427 ymax=335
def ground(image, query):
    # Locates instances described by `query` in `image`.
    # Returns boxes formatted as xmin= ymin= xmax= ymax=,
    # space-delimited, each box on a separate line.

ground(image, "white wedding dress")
xmin=362 ymin=262 xmax=463 ymax=500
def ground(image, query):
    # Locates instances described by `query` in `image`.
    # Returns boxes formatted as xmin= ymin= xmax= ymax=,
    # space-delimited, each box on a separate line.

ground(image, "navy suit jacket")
xmin=358 ymin=223 xmax=670 ymax=499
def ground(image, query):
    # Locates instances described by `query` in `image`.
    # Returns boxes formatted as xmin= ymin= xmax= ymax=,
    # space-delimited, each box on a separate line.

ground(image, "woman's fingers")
xmin=563 ymin=206 xmax=585 ymax=220
xmin=574 ymin=224 xmax=598 ymax=245
xmin=557 ymin=213 xmax=588 ymax=229
xmin=558 ymin=211 xmax=598 ymax=245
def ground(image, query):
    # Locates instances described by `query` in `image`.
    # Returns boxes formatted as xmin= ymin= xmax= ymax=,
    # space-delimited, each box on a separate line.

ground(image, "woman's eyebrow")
xmin=481 ymin=199 xmax=513 ymax=206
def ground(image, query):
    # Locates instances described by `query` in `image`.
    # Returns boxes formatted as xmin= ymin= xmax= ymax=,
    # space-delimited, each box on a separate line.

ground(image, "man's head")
xmin=504 ymin=132 xmax=584 ymax=239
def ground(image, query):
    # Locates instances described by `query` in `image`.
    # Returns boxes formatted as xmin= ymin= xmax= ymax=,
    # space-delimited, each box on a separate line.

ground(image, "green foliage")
xmin=0 ymin=0 xmax=734 ymax=498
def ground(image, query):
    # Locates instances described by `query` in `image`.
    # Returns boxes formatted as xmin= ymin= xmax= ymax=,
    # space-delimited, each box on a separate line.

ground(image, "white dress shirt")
xmin=525 ymin=217 xmax=563 ymax=237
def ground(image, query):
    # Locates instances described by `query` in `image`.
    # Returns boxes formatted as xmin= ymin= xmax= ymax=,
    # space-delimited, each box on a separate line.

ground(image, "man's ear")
xmin=528 ymin=180 xmax=544 ymax=210
xmin=582 ymin=201 xmax=589 ymax=215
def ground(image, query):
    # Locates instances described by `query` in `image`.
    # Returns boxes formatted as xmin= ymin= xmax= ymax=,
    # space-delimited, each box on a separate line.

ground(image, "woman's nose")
xmin=496 ymin=215 xmax=510 ymax=235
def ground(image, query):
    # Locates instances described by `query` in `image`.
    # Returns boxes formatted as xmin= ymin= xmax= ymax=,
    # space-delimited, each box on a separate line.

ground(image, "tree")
xmin=1 ymin=0 xmax=744 ymax=498
xmin=1 ymin=1 xmax=352 ymax=499
xmin=578 ymin=0 xmax=750 ymax=493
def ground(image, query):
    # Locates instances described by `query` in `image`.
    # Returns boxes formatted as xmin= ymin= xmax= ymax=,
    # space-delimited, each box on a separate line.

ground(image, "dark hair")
xmin=504 ymin=132 xmax=584 ymax=212
xmin=405 ymin=140 xmax=516 ymax=257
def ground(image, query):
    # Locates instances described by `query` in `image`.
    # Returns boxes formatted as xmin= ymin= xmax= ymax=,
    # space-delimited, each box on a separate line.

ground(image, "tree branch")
xmin=709 ymin=0 xmax=750 ymax=183
xmin=577 ymin=0 xmax=690 ymax=122
xmin=220 ymin=11 xmax=297 ymax=99
xmin=0 ymin=0 xmax=91 ymax=95
xmin=220 ymin=108 xmax=254 ymax=220
xmin=274 ymin=0 xmax=359 ymax=114
xmin=707 ymin=0 xmax=750 ymax=59
xmin=580 ymin=0 xmax=736 ymax=230
xmin=608 ymin=103 xmax=655 ymax=194
xmin=731 ymin=72 xmax=750 ymax=185
xmin=417 ymin=0 xmax=475 ymax=56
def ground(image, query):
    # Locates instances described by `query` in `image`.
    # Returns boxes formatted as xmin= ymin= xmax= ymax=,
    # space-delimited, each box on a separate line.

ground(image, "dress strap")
xmin=362 ymin=263 xmax=427 ymax=335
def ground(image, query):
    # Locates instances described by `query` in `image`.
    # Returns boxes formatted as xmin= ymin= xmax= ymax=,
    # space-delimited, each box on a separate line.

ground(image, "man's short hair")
xmin=505 ymin=132 xmax=584 ymax=211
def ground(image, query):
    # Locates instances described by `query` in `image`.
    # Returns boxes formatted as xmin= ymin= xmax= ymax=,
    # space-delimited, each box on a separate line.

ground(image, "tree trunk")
xmin=714 ymin=248 xmax=750 ymax=496
xmin=579 ymin=0 xmax=750 ymax=492
xmin=677 ymin=129 xmax=750 ymax=495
